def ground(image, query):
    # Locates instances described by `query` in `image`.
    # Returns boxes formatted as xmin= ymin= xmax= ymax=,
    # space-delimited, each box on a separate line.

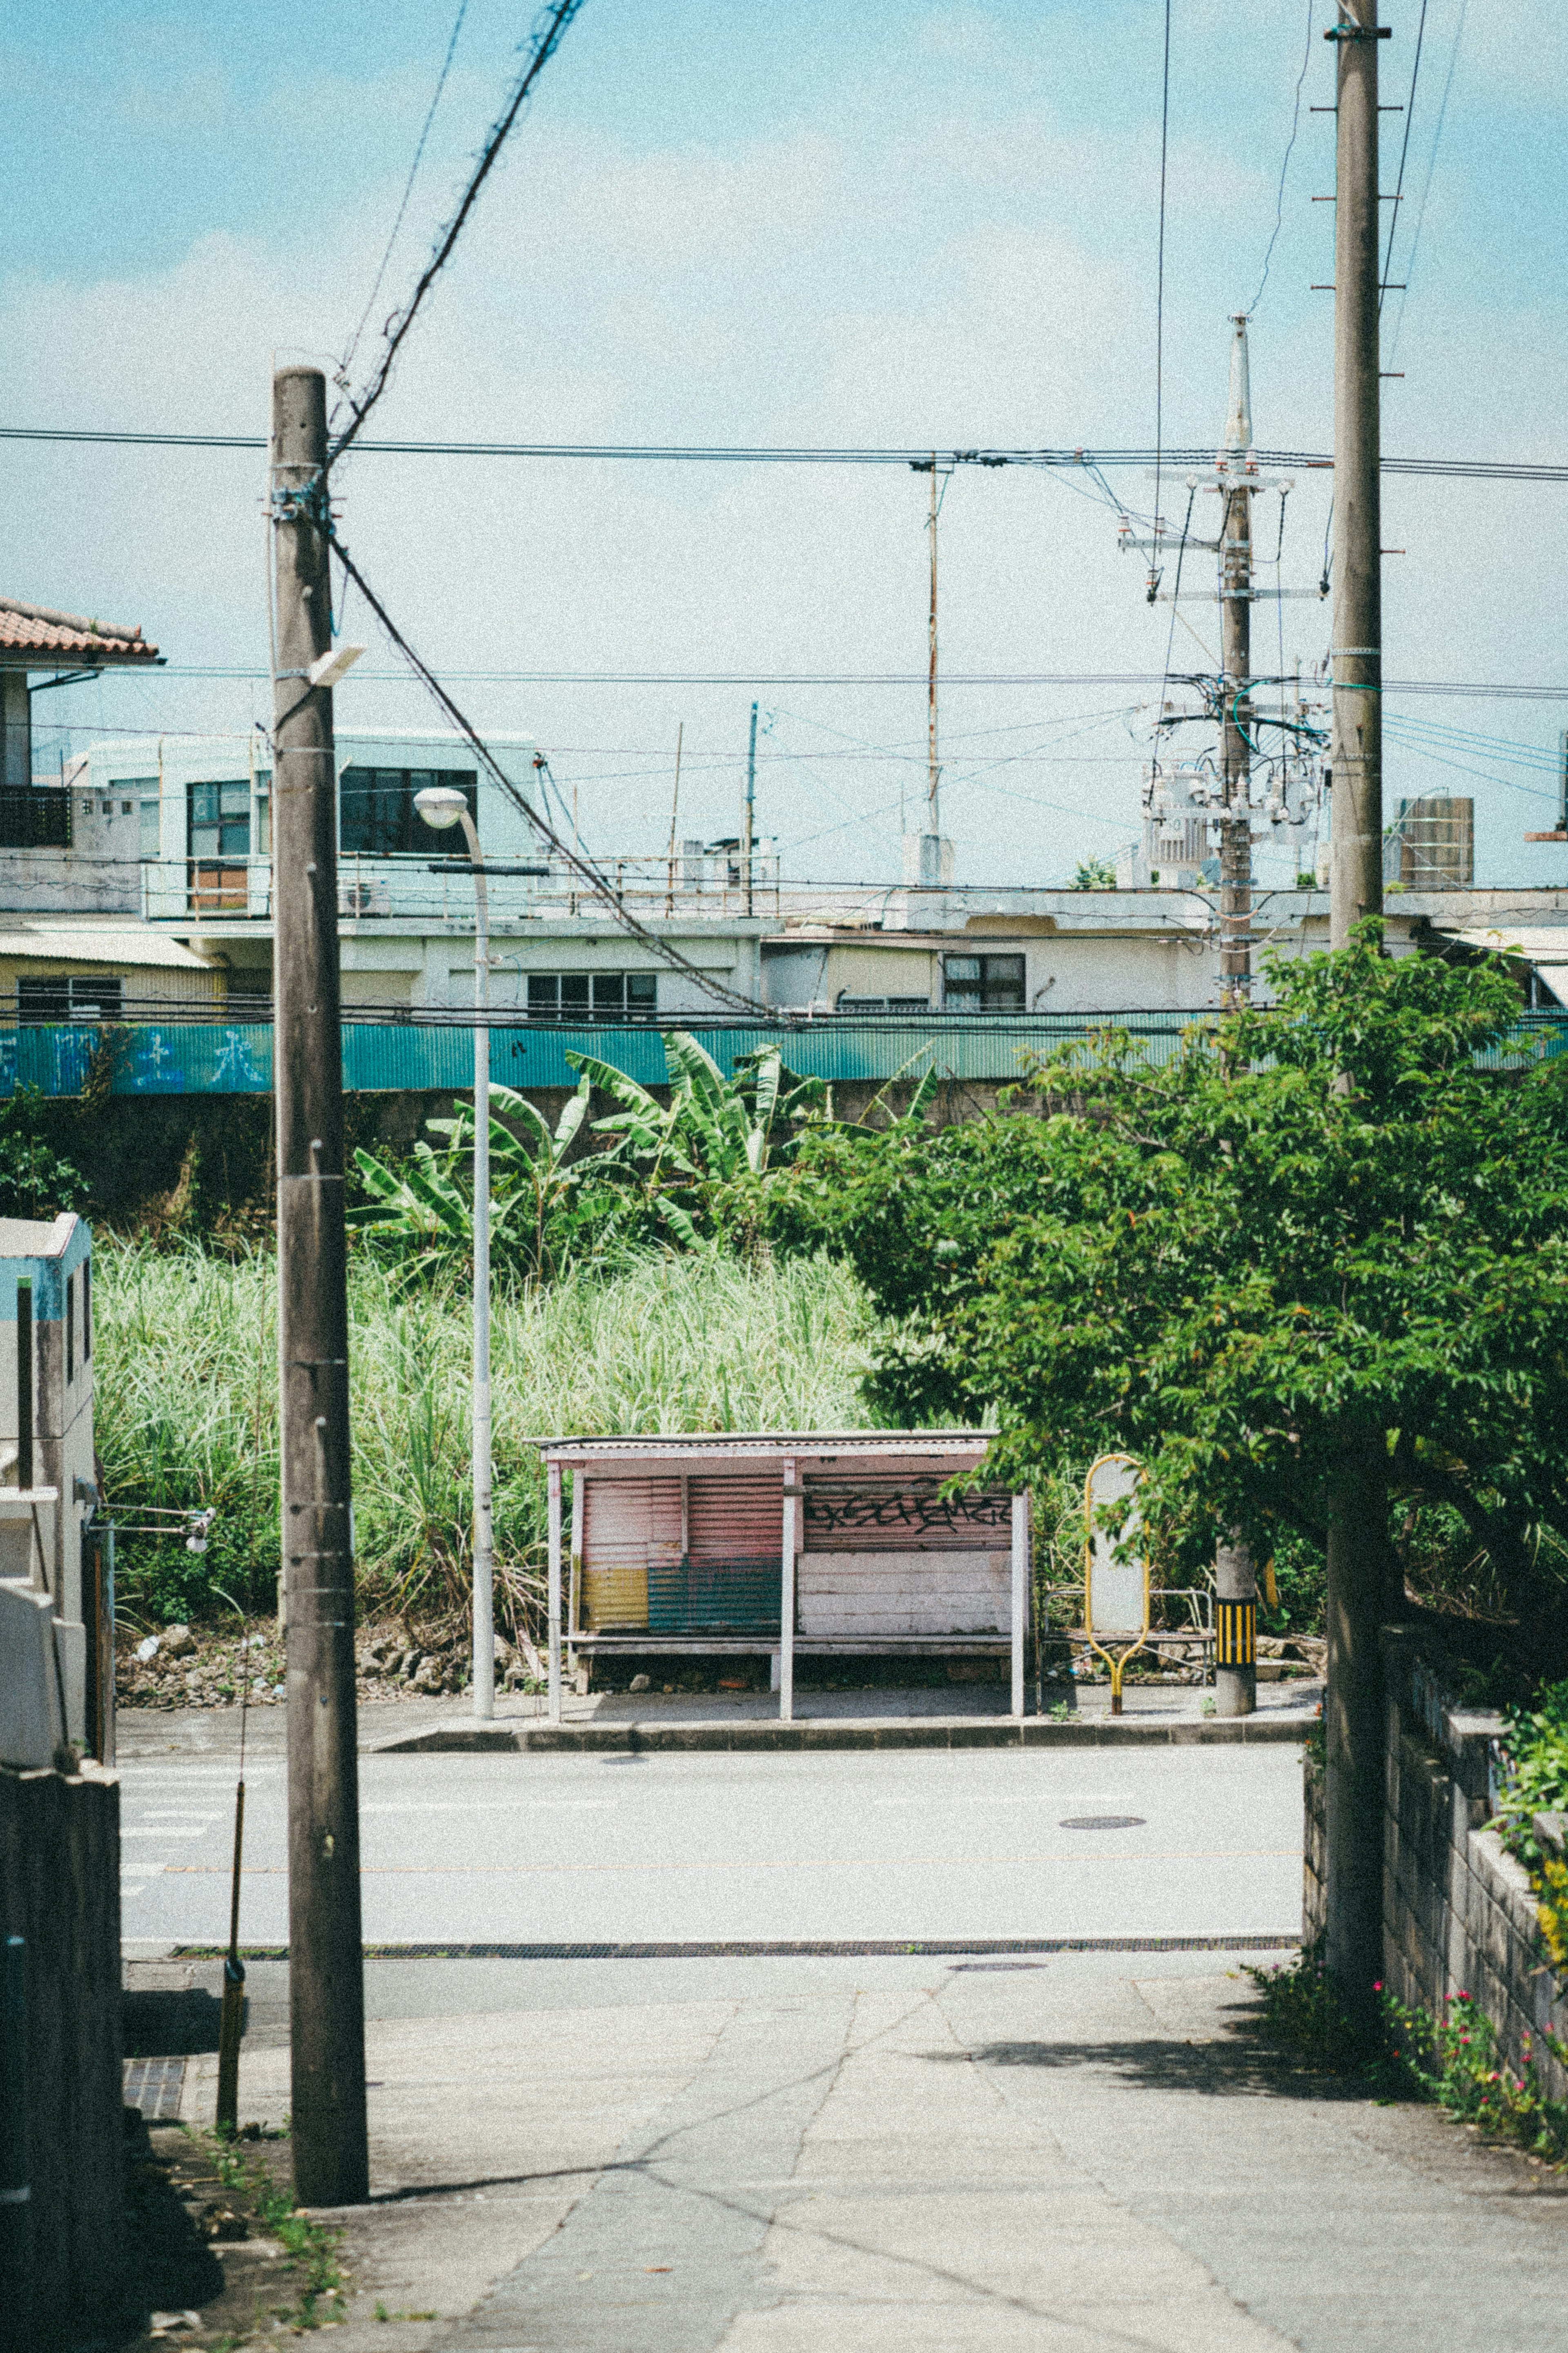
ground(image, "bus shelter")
xmin=530 ymin=1432 xmax=1031 ymax=1722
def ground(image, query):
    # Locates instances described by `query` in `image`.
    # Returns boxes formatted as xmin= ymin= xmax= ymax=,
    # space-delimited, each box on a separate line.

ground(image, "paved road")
xmin=118 ymin=1744 xmax=1305 ymax=1953
xmin=151 ymin=1945 xmax=1568 ymax=2353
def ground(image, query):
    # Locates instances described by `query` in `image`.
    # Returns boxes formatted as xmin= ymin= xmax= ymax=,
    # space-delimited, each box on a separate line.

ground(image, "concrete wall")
xmin=0 ymin=1760 xmax=126 ymax=2342
xmin=1303 ymin=1626 xmax=1568 ymax=2101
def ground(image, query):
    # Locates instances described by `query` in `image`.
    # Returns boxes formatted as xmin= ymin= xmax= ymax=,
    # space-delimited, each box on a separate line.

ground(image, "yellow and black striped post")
xmin=1214 ymin=1536 xmax=1257 ymax=1716
xmin=1216 ymin=1599 xmax=1257 ymax=1667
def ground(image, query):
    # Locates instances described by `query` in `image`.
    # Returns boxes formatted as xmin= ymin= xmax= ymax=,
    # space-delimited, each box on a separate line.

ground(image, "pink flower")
xmin=1373 ymin=1980 xmax=1383 ymax=1992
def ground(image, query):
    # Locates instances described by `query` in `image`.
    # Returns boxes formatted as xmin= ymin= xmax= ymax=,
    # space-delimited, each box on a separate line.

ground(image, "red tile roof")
xmin=0 ymin=595 xmax=159 ymax=666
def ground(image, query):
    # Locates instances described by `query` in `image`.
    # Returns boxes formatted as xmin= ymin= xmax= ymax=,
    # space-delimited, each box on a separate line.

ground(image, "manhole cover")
xmin=1058 ymin=1815 xmax=1146 ymax=1831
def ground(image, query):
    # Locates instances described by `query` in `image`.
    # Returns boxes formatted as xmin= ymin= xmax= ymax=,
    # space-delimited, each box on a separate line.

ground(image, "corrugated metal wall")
xmin=3 ymin=1010 xmax=1563 ymax=1101
xmin=803 ymin=1476 xmax=1014 ymax=1552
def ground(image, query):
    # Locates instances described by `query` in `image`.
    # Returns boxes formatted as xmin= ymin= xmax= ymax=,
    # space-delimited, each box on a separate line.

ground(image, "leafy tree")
xmin=772 ymin=927 xmax=1568 ymax=2014
xmin=1069 ymin=858 xmax=1118 ymax=890
xmin=0 ymin=1089 xmax=87 ymax=1220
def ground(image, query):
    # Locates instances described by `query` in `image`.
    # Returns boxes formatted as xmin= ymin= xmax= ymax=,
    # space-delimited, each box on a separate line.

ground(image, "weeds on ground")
xmin=1245 ymin=1945 xmax=1568 ymax=2164
xmin=206 ymin=2131 xmax=347 ymax=2329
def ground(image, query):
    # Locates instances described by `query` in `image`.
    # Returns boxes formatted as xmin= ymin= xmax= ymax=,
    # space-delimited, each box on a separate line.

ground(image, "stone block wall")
xmin=0 ymin=1760 xmax=127 ymax=2343
xmin=1303 ymin=1627 xmax=1568 ymax=2101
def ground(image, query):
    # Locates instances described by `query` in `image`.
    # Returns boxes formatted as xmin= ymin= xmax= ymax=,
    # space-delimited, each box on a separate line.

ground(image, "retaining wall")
xmin=1303 ymin=1625 xmax=1568 ymax=2099
xmin=0 ymin=1760 xmax=126 ymax=2343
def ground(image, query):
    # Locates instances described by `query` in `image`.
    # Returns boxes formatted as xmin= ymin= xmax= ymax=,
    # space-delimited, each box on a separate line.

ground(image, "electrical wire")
xmin=7 ymin=423 xmax=1566 ymax=481
xmin=331 ymin=1 xmax=587 ymax=470
xmin=1151 ymin=0 xmax=1173 ymax=539
xmin=324 ymin=526 xmax=769 ymax=1012
xmin=1386 ymin=0 xmax=1469 ymax=366
xmin=336 ymin=0 xmax=472 ymax=408
xmin=1248 ymin=0 xmax=1316 ymax=316
xmin=1379 ymin=0 xmax=1430 ymax=316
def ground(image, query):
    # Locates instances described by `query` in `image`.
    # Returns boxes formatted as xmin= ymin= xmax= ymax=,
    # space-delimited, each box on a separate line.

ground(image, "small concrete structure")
xmin=1 ymin=1212 xmax=98 ymax=1752
xmin=532 ymin=1431 xmax=1031 ymax=1723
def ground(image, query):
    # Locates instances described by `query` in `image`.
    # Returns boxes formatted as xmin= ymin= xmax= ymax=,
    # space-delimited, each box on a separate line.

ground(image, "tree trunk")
xmin=1324 ymin=1445 xmax=1388 ymax=2034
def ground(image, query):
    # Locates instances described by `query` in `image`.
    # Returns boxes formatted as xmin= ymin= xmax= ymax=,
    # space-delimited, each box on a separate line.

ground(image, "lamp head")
xmin=414 ymin=785 xmax=471 ymax=831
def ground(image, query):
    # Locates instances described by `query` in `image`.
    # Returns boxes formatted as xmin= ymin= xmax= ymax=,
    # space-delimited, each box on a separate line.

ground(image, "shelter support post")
xmin=1010 ymin=1491 xmax=1029 ymax=1719
xmin=547 ymin=1461 xmax=562 ymax=1726
xmin=568 ymin=1470 xmax=583 ymax=1682
xmin=780 ymin=1456 xmax=797 ymax=1722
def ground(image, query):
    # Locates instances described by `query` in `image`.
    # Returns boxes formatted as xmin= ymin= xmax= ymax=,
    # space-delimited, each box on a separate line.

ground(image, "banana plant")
xmin=351 ymin=1078 xmax=594 ymax=1276
xmin=565 ymin=1034 xmax=826 ymax=1244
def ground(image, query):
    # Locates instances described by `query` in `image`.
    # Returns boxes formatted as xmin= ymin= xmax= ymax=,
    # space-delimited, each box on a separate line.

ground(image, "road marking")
xmin=360 ymin=1800 xmax=613 ymax=1814
xmin=163 ymin=1844 xmax=1297 ymax=1878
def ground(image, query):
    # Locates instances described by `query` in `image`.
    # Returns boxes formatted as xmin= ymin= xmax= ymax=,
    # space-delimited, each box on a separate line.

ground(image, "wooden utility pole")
xmin=1325 ymin=0 xmax=1389 ymax=2026
xmin=271 ymin=365 xmax=368 ymax=2206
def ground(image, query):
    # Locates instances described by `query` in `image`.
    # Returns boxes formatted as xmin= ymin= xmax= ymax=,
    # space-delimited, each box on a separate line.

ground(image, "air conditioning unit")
xmin=339 ymin=880 xmax=390 ymax=917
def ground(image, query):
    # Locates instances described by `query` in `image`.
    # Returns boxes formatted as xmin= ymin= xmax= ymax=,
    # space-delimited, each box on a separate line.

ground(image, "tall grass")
xmin=94 ymin=1239 xmax=884 ymax=1628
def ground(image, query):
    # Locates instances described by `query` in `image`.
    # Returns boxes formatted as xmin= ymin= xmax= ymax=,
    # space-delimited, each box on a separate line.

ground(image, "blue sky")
xmin=4 ymin=0 xmax=1565 ymax=888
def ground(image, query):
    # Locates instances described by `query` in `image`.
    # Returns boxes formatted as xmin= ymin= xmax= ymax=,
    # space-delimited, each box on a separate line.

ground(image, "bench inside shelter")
xmin=532 ymin=1432 xmax=1031 ymax=1721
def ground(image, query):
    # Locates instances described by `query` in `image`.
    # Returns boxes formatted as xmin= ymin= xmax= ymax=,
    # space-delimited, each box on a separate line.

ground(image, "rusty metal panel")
xmin=687 ymin=1474 xmax=784 ymax=1562
xmin=579 ymin=1475 xmax=681 ymax=1629
xmin=802 ymin=1474 xmax=1013 ymax=1552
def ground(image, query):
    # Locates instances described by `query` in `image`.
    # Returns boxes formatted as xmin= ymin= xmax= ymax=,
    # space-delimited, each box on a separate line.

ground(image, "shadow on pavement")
xmin=928 ymin=2021 xmax=1375 ymax=2101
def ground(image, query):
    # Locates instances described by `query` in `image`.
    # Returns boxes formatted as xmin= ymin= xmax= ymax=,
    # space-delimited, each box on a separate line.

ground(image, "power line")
xmin=323 ymin=527 xmax=769 ymax=1013
xmin=336 ymin=0 xmax=472 ymax=401
xmin=1379 ymin=0 xmax=1430 ymax=316
xmin=4 ymin=424 xmax=1567 ymax=481
xmin=1386 ymin=0 xmax=1468 ymax=367
xmin=331 ymin=0 xmax=587 ymax=469
xmin=1248 ymin=0 xmax=1316 ymax=315
xmin=125 ymin=663 xmax=1568 ymax=698
xmin=1152 ymin=0 xmax=1173 ymax=540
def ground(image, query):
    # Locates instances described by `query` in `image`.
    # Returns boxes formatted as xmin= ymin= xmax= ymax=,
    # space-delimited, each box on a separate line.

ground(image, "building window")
xmin=339 ymin=767 xmax=478 ymax=857
xmin=18 ymin=973 xmax=125 ymax=1025
xmin=942 ymin=954 xmax=1026 ymax=1013
xmin=255 ymin=770 xmax=272 ymax=856
xmin=833 ymin=993 xmax=933 ymax=1015
xmin=188 ymin=778 xmax=252 ymax=912
xmin=526 ymin=972 xmax=659 ymax=1021
xmin=65 ymin=1273 xmax=74 ymax=1385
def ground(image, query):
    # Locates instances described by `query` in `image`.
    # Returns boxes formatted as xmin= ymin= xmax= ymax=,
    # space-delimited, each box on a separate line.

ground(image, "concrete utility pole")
xmin=926 ymin=457 xmax=941 ymax=836
xmin=1325 ymin=0 xmax=1390 ymax=2027
xmin=742 ymin=700 xmax=757 ymax=918
xmin=1213 ymin=319 xmax=1260 ymax=1717
xmin=271 ymin=365 xmax=368 ymax=2207
xmin=1328 ymin=0 xmax=1385 ymax=948
xmin=1218 ymin=317 xmax=1254 ymax=1010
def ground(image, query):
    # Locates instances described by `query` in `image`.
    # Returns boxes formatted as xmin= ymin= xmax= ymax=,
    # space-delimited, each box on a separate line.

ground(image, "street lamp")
xmin=413 ymin=784 xmax=494 ymax=1720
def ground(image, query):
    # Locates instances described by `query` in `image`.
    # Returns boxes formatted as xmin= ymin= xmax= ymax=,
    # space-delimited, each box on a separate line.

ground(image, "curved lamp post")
xmin=413 ymin=784 xmax=493 ymax=1719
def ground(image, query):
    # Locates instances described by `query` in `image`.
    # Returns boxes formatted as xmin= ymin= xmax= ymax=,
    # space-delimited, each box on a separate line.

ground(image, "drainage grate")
xmin=123 ymin=2056 xmax=186 ymax=2121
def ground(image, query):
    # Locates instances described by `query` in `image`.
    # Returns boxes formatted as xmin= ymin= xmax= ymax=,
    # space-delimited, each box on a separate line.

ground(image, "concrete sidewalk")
xmin=116 ymin=1677 xmax=1322 ymax=1763
xmin=157 ymin=1946 xmax=1566 ymax=2351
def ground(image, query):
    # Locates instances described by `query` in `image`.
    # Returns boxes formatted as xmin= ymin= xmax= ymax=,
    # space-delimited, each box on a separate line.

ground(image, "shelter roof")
xmin=532 ymin=1430 xmax=1002 ymax=1477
